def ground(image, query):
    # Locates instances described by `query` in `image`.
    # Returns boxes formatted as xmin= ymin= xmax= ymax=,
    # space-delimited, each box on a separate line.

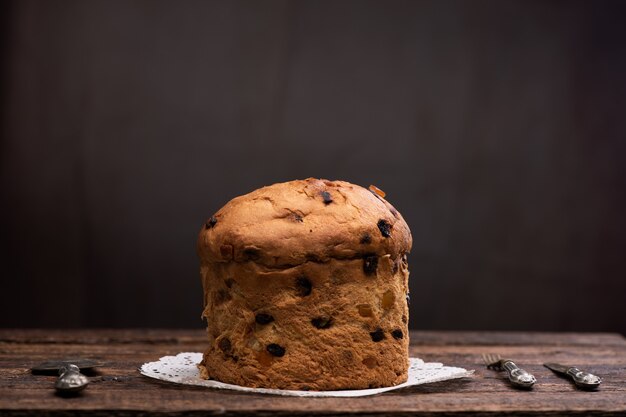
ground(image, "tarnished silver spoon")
xmin=32 ymin=359 xmax=102 ymax=395
xmin=544 ymin=363 xmax=602 ymax=390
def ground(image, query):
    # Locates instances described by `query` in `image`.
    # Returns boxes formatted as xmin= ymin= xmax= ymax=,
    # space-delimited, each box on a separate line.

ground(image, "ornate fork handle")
xmin=566 ymin=367 xmax=602 ymax=389
xmin=501 ymin=360 xmax=536 ymax=389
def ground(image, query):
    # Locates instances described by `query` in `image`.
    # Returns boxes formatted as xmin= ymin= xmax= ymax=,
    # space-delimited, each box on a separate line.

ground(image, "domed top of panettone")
xmin=197 ymin=178 xmax=412 ymax=268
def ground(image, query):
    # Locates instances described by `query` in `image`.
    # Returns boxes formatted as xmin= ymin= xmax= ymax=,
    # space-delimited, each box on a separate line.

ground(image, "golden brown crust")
xmin=197 ymin=178 xmax=412 ymax=390
xmin=197 ymin=178 xmax=412 ymax=268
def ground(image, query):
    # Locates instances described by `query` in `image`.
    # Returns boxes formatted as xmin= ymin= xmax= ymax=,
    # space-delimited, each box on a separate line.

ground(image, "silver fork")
xmin=482 ymin=353 xmax=536 ymax=389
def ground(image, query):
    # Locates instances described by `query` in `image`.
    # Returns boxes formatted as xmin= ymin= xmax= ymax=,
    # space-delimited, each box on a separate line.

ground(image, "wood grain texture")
xmin=1 ymin=329 xmax=625 ymax=416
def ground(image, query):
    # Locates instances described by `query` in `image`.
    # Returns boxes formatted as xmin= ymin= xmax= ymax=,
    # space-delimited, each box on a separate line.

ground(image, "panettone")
xmin=197 ymin=178 xmax=412 ymax=390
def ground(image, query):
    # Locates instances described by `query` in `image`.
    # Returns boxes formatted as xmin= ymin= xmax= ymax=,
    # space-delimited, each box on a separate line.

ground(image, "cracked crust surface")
xmin=198 ymin=178 xmax=411 ymax=267
xmin=197 ymin=178 xmax=412 ymax=390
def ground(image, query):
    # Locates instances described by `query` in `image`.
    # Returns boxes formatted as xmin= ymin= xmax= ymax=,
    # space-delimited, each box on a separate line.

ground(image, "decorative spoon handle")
xmin=566 ymin=367 xmax=602 ymax=389
xmin=54 ymin=364 xmax=89 ymax=393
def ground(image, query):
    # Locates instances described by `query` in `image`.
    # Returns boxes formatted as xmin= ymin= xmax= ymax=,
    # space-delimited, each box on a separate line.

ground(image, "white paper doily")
xmin=140 ymin=352 xmax=473 ymax=397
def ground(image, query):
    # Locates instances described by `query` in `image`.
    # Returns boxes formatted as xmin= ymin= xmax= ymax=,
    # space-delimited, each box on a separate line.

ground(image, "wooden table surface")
xmin=1 ymin=329 xmax=625 ymax=416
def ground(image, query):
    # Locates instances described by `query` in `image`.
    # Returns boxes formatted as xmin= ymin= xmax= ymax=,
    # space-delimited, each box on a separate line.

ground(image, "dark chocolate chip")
xmin=391 ymin=329 xmax=404 ymax=340
xmin=295 ymin=276 xmax=312 ymax=296
xmin=370 ymin=328 xmax=385 ymax=342
xmin=255 ymin=313 xmax=274 ymax=325
xmin=293 ymin=213 xmax=303 ymax=222
xmin=218 ymin=337 xmax=231 ymax=353
xmin=215 ymin=289 xmax=231 ymax=305
xmin=266 ymin=343 xmax=285 ymax=357
xmin=321 ymin=191 xmax=333 ymax=205
xmin=377 ymin=219 xmax=392 ymax=238
xmin=243 ymin=247 xmax=261 ymax=261
xmin=220 ymin=244 xmax=233 ymax=259
xmin=406 ymin=293 xmax=411 ymax=306
xmin=205 ymin=216 xmax=218 ymax=229
xmin=311 ymin=316 xmax=333 ymax=329
xmin=360 ymin=233 xmax=372 ymax=244
xmin=363 ymin=255 xmax=378 ymax=276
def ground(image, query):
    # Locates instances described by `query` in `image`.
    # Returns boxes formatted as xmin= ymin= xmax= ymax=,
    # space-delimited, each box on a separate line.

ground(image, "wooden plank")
xmin=0 ymin=330 xmax=625 ymax=416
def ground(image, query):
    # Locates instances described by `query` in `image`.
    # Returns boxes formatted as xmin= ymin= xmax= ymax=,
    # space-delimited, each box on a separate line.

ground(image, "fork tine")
xmin=482 ymin=353 xmax=492 ymax=366
xmin=481 ymin=353 xmax=490 ymax=365
xmin=482 ymin=353 xmax=501 ymax=367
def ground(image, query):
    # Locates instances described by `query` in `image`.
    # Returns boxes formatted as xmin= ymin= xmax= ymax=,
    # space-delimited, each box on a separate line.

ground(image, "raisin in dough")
xmin=197 ymin=178 xmax=412 ymax=390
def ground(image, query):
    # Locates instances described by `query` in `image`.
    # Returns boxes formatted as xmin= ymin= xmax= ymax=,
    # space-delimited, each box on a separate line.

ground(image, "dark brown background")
xmin=1 ymin=0 xmax=625 ymax=334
